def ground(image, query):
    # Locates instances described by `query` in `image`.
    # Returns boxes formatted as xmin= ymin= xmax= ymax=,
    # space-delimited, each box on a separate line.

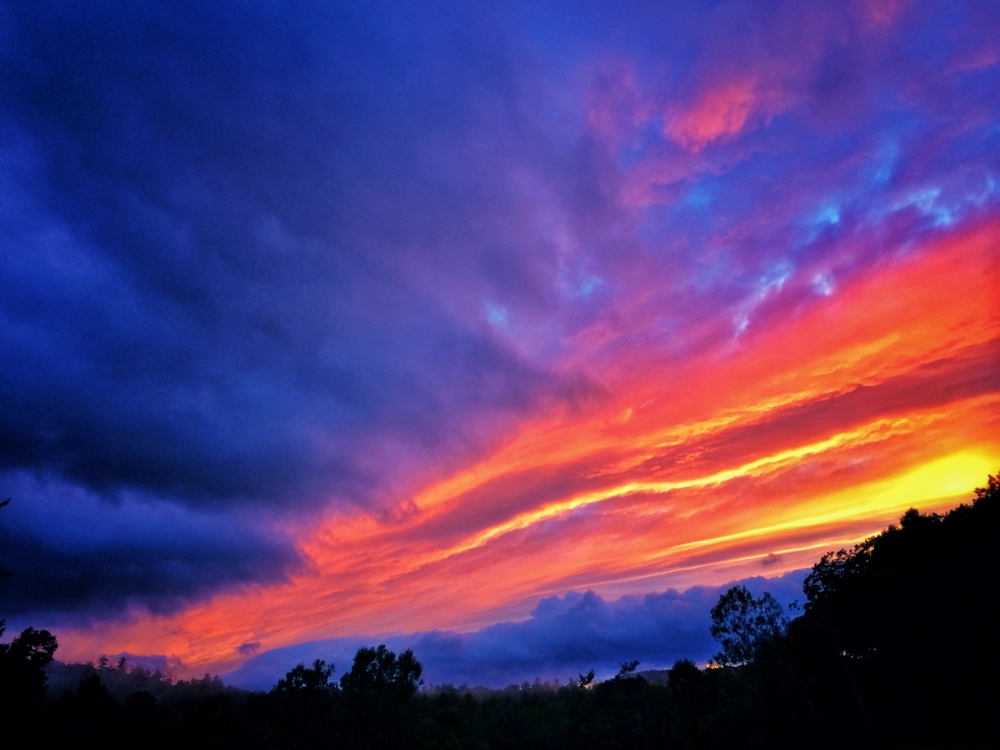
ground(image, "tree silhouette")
xmin=0 ymin=625 xmax=59 ymax=725
xmin=789 ymin=470 xmax=1000 ymax=746
xmin=269 ymin=658 xmax=338 ymax=747
xmin=975 ymin=470 xmax=999 ymax=501
xmin=340 ymin=645 xmax=424 ymax=748
xmin=272 ymin=658 xmax=336 ymax=696
xmin=617 ymin=660 xmax=640 ymax=678
xmin=340 ymin=643 xmax=423 ymax=699
xmin=710 ymin=585 xmax=787 ymax=667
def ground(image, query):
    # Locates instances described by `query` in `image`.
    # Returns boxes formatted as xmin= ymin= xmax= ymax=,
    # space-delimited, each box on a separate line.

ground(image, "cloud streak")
xmin=0 ymin=0 xmax=997 ymax=678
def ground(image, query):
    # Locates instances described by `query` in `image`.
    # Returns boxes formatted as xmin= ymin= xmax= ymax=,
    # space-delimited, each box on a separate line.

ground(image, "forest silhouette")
xmin=1 ymin=471 xmax=997 ymax=749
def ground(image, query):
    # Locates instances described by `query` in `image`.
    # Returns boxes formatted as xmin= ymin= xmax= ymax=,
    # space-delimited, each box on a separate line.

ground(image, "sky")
xmin=1 ymin=0 xmax=998 ymax=688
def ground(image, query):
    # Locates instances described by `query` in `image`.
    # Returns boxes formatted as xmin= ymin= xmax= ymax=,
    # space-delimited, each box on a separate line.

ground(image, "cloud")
xmin=225 ymin=571 xmax=807 ymax=690
xmin=237 ymin=642 xmax=262 ymax=657
xmin=665 ymin=78 xmax=763 ymax=151
xmin=0 ymin=1 xmax=607 ymax=616
xmin=0 ymin=0 xmax=603 ymax=509
xmin=0 ymin=471 xmax=304 ymax=621
xmin=0 ymin=0 xmax=997 ymax=663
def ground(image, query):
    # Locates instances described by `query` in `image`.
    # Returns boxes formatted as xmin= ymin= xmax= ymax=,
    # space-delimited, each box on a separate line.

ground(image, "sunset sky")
xmin=1 ymin=0 xmax=998 ymax=688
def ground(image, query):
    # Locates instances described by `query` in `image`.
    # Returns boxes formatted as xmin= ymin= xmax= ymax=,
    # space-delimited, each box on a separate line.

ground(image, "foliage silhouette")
xmin=339 ymin=644 xmax=425 ymax=749
xmin=340 ymin=643 xmax=423 ymax=699
xmin=709 ymin=585 xmax=787 ymax=667
xmin=616 ymin=659 xmax=640 ymax=677
xmin=272 ymin=658 xmax=336 ymax=696
xmin=0 ymin=625 xmax=59 ymax=728
xmin=788 ymin=469 xmax=1000 ymax=746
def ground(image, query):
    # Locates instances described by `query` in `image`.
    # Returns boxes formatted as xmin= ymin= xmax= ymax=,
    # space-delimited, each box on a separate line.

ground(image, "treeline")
xmin=1 ymin=471 xmax=997 ymax=749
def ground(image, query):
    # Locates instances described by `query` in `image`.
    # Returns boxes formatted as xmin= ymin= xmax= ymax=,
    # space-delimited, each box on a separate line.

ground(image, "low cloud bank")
xmin=225 ymin=571 xmax=807 ymax=690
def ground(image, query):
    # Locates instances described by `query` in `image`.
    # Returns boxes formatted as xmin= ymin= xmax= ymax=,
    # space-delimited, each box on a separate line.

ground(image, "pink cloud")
xmin=665 ymin=78 xmax=761 ymax=151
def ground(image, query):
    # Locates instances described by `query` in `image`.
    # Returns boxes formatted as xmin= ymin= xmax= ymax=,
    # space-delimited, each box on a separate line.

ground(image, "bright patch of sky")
xmin=811 ymin=272 xmax=835 ymax=296
xmin=871 ymin=141 xmax=899 ymax=186
xmin=734 ymin=261 xmax=795 ymax=337
xmin=485 ymin=302 xmax=509 ymax=327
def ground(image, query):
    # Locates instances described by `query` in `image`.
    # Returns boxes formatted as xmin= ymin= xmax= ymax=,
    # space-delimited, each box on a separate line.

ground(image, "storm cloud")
xmin=0 ymin=1 xmax=601 ymax=618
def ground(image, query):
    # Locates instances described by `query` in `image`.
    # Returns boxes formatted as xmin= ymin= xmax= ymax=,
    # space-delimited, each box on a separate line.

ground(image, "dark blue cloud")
xmin=0 ymin=2 xmax=585 ymax=515
xmin=225 ymin=571 xmax=807 ymax=690
xmin=0 ymin=0 xmax=618 ymax=619
xmin=0 ymin=471 xmax=304 ymax=622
